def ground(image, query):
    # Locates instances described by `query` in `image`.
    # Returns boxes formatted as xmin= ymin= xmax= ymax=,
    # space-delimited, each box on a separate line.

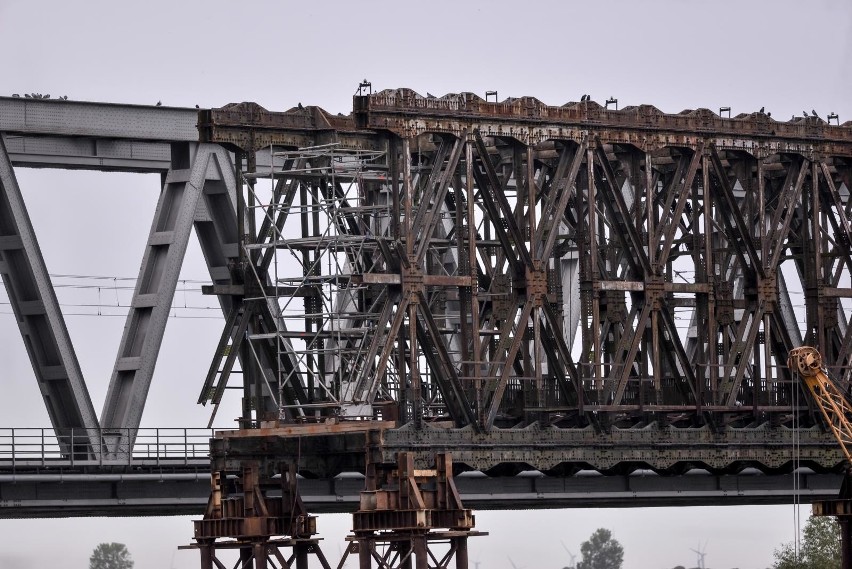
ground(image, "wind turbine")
xmin=690 ymin=540 xmax=708 ymax=569
xmin=470 ymin=547 xmax=481 ymax=569
xmin=508 ymin=556 xmax=526 ymax=569
xmin=560 ymin=540 xmax=577 ymax=568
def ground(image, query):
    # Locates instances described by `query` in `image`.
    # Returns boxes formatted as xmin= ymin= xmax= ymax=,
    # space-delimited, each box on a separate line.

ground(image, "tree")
xmin=89 ymin=543 xmax=134 ymax=569
xmin=773 ymin=515 xmax=840 ymax=569
xmin=577 ymin=528 xmax=624 ymax=569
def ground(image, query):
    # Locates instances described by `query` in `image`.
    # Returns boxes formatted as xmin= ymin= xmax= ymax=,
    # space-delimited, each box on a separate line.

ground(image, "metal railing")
xmin=0 ymin=427 xmax=214 ymax=468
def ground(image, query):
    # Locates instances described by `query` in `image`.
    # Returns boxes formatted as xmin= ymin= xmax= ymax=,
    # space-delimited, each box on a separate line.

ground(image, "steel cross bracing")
xmin=2 ymin=92 xmax=852 ymax=475
xmin=201 ymin=90 xmax=852 ymax=475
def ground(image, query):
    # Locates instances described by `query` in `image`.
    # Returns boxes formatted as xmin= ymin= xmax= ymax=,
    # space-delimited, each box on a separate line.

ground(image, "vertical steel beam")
xmin=0 ymin=134 xmax=99 ymax=445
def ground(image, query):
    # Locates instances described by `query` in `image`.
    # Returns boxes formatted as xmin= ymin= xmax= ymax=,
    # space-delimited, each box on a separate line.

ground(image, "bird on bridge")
xmin=811 ymin=109 xmax=819 ymax=118
xmin=298 ymin=102 xmax=304 ymax=109
xmin=759 ymin=106 xmax=764 ymax=113
xmin=156 ymin=101 xmax=162 ymax=106
xmin=803 ymin=111 xmax=809 ymax=118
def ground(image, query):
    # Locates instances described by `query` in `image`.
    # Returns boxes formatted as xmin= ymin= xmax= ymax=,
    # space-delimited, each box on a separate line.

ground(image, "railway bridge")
xmin=2 ymin=90 xmax=852 ymax=566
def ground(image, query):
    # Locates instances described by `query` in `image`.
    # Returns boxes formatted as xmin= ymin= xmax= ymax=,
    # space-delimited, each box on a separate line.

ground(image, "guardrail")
xmin=0 ymin=428 xmax=214 ymax=468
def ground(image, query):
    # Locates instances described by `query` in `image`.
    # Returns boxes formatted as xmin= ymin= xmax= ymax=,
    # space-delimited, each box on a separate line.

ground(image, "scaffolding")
xmin=242 ymin=143 xmax=398 ymax=422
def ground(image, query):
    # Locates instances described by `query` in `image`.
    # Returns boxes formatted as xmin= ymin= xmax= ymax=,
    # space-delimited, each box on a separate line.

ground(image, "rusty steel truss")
xmin=197 ymin=89 xmax=852 ymax=476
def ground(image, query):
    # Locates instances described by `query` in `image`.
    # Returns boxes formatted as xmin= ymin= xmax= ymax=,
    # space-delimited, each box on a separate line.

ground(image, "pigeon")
xmin=811 ymin=110 xmax=818 ymax=118
xmin=803 ymin=111 xmax=808 ymax=118
xmin=767 ymin=112 xmax=771 ymax=118
xmin=11 ymin=94 xmax=19 ymax=98
xmin=298 ymin=102 xmax=304 ymax=109
xmin=156 ymin=101 xmax=162 ymax=106
xmin=759 ymin=106 xmax=764 ymax=113
xmin=24 ymin=94 xmax=31 ymax=98
xmin=195 ymin=104 xmax=199 ymax=109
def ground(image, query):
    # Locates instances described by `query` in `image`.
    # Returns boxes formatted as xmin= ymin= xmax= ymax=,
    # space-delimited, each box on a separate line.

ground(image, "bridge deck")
xmin=0 ymin=461 xmax=841 ymax=518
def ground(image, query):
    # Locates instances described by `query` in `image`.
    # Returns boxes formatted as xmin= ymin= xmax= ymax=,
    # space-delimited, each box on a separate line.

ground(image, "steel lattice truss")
xmin=200 ymin=90 xmax=852 ymax=455
xmin=3 ymin=92 xmax=852 ymax=473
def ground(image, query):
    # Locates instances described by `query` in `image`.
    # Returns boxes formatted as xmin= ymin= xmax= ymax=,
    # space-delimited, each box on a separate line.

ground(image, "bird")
xmin=12 ymin=94 xmax=19 ymax=98
xmin=582 ymin=94 xmax=589 ymax=102
xmin=156 ymin=101 xmax=162 ymax=106
xmin=297 ymin=102 xmax=304 ymax=109
xmin=767 ymin=112 xmax=771 ymax=118
xmin=759 ymin=106 xmax=764 ymax=113
xmin=811 ymin=109 xmax=819 ymax=118
xmin=803 ymin=111 xmax=808 ymax=118
xmin=24 ymin=94 xmax=31 ymax=98
xmin=426 ymin=92 xmax=435 ymax=98
xmin=195 ymin=104 xmax=199 ymax=109
xmin=43 ymin=94 xmax=50 ymax=99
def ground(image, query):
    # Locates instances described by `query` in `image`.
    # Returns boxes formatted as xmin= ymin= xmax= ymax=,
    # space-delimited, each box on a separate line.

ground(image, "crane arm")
xmin=788 ymin=346 xmax=852 ymax=465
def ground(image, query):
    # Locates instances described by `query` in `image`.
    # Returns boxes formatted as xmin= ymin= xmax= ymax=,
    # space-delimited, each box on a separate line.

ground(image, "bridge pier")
xmin=192 ymin=424 xmax=484 ymax=569
xmin=338 ymin=452 xmax=485 ymax=569
xmin=812 ymin=503 xmax=852 ymax=569
xmin=810 ymin=474 xmax=852 ymax=569
xmin=187 ymin=461 xmax=332 ymax=569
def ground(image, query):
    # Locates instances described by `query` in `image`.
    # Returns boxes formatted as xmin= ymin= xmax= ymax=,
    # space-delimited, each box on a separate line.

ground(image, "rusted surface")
xmin=199 ymin=101 xmax=380 ymax=151
xmin=190 ymin=461 xmax=332 ymax=569
xmin=339 ymin=451 xmax=483 ymax=569
xmin=216 ymin=420 xmax=396 ymax=439
xmin=201 ymin=88 xmax=852 ymax=476
xmin=355 ymin=89 xmax=852 ymax=152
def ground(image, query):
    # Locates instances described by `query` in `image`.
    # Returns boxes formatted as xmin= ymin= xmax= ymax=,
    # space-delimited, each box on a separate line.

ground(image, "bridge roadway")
xmin=1 ymin=460 xmax=844 ymax=519
xmin=0 ymin=459 xmax=842 ymax=519
xmin=0 ymin=428 xmax=842 ymax=518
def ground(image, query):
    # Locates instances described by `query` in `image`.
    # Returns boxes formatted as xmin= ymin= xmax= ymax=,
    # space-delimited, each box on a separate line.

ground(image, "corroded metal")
xmin=202 ymin=89 xmax=852 ymax=476
xmin=339 ymin=451 xmax=484 ymax=569
xmin=189 ymin=461 xmax=332 ymax=569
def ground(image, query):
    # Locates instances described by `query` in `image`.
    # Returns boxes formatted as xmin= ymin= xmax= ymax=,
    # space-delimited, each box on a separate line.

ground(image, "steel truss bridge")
xmin=2 ymin=91 xmax=852 ymax=520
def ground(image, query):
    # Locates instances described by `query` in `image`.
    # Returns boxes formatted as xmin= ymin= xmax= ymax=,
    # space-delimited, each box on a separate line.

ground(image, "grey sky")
xmin=1 ymin=0 xmax=851 ymax=567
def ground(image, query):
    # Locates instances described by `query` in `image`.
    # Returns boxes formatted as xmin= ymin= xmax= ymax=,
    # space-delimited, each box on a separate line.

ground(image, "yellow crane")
xmin=788 ymin=346 xmax=852 ymax=465
xmin=787 ymin=346 xmax=852 ymax=567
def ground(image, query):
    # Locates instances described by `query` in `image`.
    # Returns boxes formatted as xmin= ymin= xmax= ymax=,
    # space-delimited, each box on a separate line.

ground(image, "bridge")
xmin=0 ymin=427 xmax=843 ymax=519
xmin=2 ymin=91 xmax=852 ymax=566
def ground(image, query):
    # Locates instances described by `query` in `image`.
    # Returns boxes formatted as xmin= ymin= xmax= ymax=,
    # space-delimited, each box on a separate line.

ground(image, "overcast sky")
xmin=1 ymin=1 xmax=852 ymax=568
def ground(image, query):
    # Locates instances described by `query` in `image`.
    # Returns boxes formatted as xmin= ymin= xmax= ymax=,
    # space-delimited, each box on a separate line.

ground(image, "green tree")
xmin=89 ymin=543 xmax=134 ymax=569
xmin=773 ymin=516 xmax=840 ymax=569
xmin=577 ymin=528 xmax=624 ymax=569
